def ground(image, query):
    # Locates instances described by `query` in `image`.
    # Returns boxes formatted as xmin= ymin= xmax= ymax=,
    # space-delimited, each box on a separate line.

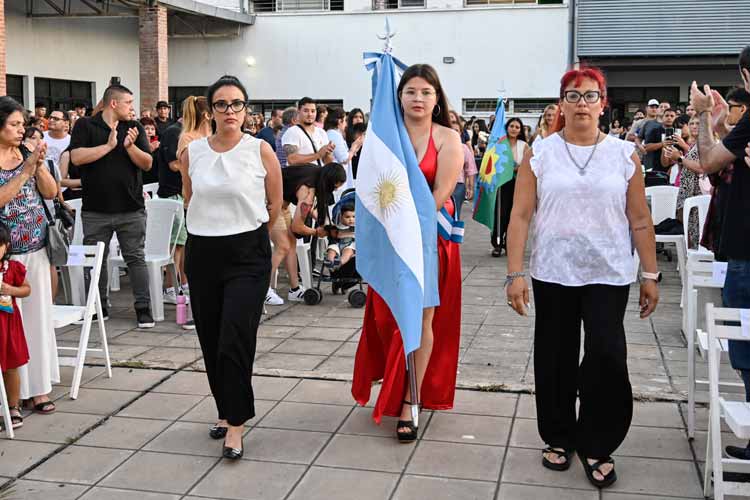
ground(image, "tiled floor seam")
xmin=384 ymin=410 xmax=436 ymax=500
xmin=281 ymin=404 xmax=357 ymax=500
xmin=493 ymin=394 xmax=519 ymax=500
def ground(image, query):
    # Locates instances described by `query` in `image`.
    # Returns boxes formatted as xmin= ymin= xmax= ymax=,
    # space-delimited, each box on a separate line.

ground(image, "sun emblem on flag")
xmin=372 ymin=169 xmax=408 ymax=219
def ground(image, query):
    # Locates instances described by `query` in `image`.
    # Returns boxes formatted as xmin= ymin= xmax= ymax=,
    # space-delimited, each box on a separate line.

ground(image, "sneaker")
xmin=265 ymin=288 xmax=284 ymax=306
xmin=136 ymin=308 xmax=156 ymax=329
xmin=288 ymin=286 xmax=306 ymax=302
xmin=163 ymin=288 xmax=178 ymax=305
xmin=182 ymin=319 xmax=196 ymax=331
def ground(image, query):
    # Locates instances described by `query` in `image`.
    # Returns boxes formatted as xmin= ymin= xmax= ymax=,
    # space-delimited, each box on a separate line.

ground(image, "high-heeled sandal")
xmin=397 ymin=400 xmax=419 ymax=443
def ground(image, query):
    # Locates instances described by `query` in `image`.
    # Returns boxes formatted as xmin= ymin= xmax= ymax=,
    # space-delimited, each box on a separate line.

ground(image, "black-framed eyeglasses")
xmin=729 ymin=103 xmax=744 ymax=110
xmin=212 ymin=100 xmax=248 ymax=113
xmin=563 ymin=90 xmax=602 ymax=104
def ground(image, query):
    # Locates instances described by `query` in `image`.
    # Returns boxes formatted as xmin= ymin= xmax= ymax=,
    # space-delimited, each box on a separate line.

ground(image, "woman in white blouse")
xmin=506 ymin=67 xmax=659 ymax=489
xmin=180 ymin=75 xmax=282 ymax=460
xmin=325 ymin=107 xmax=363 ymax=189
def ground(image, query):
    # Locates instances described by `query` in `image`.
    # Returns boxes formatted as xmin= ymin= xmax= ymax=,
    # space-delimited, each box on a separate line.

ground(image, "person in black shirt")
xmin=154 ymin=100 xmax=175 ymax=136
xmin=69 ymin=84 xmax=155 ymax=328
xmin=691 ymin=44 xmax=750 ymax=460
xmin=641 ymin=108 xmax=676 ymax=172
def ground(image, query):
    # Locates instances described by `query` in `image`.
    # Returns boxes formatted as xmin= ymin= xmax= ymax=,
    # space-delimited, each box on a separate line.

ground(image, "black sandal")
xmin=541 ymin=446 xmax=572 ymax=471
xmin=396 ymin=400 xmax=418 ymax=443
xmin=1 ymin=406 xmax=23 ymax=431
xmin=491 ymin=248 xmax=502 ymax=257
xmin=579 ymin=455 xmax=617 ymax=488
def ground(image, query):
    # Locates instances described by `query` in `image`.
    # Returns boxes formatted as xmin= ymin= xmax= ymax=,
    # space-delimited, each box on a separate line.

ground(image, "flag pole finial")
xmin=377 ymin=17 xmax=396 ymax=53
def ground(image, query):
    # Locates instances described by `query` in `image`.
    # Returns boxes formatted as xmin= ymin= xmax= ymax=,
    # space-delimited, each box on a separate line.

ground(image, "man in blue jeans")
xmin=70 ymin=84 xmax=155 ymax=328
xmin=691 ymin=45 xmax=750 ymax=459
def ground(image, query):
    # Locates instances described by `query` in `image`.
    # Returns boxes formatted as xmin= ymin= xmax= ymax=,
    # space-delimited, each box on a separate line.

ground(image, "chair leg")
xmin=70 ymin=315 xmax=93 ymax=400
xmin=687 ymin=319 xmax=696 ymax=439
xmin=95 ymin=292 xmax=112 ymax=378
xmin=704 ymin=423 xmax=713 ymax=498
xmin=0 ymin=366 xmax=14 ymax=439
xmin=298 ymin=243 xmax=312 ymax=290
xmin=148 ymin=264 xmax=164 ymax=322
xmin=109 ymin=262 xmax=121 ymax=292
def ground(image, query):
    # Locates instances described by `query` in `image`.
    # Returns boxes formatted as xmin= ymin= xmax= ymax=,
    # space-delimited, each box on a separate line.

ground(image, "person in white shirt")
xmin=43 ymin=110 xmax=71 ymax=172
xmin=180 ymin=75 xmax=282 ymax=460
xmin=324 ymin=107 xmax=363 ymax=190
xmin=505 ymin=67 xmax=659 ymax=489
xmin=281 ymin=97 xmax=335 ymax=167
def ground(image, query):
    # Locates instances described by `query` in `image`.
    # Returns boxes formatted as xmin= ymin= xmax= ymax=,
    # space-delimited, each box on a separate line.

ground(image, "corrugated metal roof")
xmin=577 ymin=0 xmax=750 ymax=57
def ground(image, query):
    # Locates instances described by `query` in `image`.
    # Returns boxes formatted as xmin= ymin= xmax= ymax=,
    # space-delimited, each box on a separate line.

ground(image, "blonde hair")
xmin=181 ymin=96 xmax=210 ymax=135
xmin=539 ymin=103 xmax=559 ymax=136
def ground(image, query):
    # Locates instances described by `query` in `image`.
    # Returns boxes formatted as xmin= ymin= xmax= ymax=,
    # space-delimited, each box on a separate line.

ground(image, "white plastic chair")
xmin=54 ymin=242 xmax=111 ymax=399
xmin=704 ymin=303 xmax=750 ymax=499
xmin=682 ymin=194 xmax=714 ymax=334
xmin=143 ymin=182 xmax=159 ymax=200
xmin=636 ymin=186 xmax=686 ymax=281
xmin=59 ymin=198 xmax=85 ymax=306
xmin=108 ymin=199 xmax=182 ymax=322
xmin=0 ymin=360 xmax=13 ymax=438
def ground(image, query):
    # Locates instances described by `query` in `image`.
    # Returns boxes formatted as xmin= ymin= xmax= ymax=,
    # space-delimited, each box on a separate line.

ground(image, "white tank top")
xmin=529 ymin=134 xmax=636 ymax=286
xmin=186 ymin=134 xmax=268 ymax=236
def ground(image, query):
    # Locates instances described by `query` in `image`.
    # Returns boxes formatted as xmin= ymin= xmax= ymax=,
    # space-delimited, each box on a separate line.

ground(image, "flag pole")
xmin=377 ymin=17 xmax=420 ymax=428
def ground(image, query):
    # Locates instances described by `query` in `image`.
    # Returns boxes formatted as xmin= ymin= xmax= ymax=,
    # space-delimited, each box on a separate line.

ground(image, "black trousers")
xmin=490 ymin=179 xmax=515 ymax=250
xmin=185 ymin=225 xmax=271 ymax=426
xmin=532 ymin=278 xmax=632 ymax=460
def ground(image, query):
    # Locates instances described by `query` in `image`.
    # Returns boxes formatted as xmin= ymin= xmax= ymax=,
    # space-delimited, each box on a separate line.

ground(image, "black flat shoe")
xmin=726 ymin=445 xmax=750 ymax=460
xmin=579 ymin=454 xmax=617 ymax=489
xmin=209 ymin=425 xmax=228 ymax=440
xmin=541 ymin=446 xmax=573 ymax=471
xmin=397 ymin=400 xmax=419 ymax=443
xmin=491 ymin=248 xmax=502 ymax=257
xmin=223 ymin=439 xmax=243 ymax=460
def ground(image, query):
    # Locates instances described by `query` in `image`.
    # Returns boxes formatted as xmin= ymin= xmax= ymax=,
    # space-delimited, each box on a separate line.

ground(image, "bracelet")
xmin=504 ymin=272 xmax=526 ymax=288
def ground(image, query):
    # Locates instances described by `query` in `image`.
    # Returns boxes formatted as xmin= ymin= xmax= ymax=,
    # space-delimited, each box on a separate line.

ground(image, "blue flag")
xmin=355 ymin=50 xmax=439 ymax=356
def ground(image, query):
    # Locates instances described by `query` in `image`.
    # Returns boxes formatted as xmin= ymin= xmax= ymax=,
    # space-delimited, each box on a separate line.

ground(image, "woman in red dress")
xmin=351 ymin=64 xmax=464 ymax=441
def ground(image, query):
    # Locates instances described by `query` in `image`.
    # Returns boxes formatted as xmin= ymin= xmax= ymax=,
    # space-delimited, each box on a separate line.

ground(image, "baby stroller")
xmin=303 ymin=188 xmax=367 ymax=308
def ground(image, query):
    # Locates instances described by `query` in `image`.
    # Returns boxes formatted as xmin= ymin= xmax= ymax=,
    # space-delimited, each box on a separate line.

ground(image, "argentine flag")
xmin=355 ymin=51 xmax=439 ymax=356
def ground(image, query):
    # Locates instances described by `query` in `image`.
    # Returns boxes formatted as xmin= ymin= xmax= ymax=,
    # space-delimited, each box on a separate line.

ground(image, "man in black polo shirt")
xmin=70 ymin=84 xmax=155 ymax=328
xmin=691 ymin=44 xmax=750 ymax=460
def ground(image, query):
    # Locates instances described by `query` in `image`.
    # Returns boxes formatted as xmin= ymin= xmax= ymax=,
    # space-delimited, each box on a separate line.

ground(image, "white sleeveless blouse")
xmin=529 ymin=134 xmax=637 ymax=286
xmin=186 ymin=134 xmax=268 ymax=236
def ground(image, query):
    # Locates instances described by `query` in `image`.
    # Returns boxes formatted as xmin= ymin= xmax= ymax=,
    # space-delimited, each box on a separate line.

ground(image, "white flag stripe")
xmin=357 ymin=128 xmax=425 ymax=290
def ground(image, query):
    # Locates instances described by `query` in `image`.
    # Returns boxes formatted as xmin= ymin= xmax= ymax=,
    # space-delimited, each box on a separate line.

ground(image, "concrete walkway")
xmin=0 ymin=215 xmax=740 ymax=499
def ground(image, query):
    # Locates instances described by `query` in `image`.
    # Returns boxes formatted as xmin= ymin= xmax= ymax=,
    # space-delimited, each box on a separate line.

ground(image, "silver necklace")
xmin=561 ymin=130 xmax=601 ymax=176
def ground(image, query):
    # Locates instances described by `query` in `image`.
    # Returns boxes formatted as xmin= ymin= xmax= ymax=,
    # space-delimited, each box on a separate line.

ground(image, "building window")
xmin=7 ymin=75 xmax=24 ymax=107
xmin=34 ymin=77 xmax=92 ymax=111
xmin=464 ymin=0 xmax=562 ymax=7
xmin=251 ymin=0 xmax=343 ymax=12
xmin=372 ymin=0 xmax=425 ymax=9
xmin=168 ymin=86 xmax=207 ymax=117
xmin=462 ymin=98 xmax=505 ymax=116
xmin=510 ymin=99 xmax=557 ymax=114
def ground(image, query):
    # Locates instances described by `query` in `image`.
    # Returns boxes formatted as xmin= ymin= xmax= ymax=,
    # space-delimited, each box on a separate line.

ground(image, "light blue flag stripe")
xmin=355 ymin=51 xmax=439 ymax=356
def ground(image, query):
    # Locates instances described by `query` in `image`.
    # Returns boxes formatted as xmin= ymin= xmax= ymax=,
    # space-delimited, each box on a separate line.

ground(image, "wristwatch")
xmin=641 ymin=271 xmax=662 ymax=283
xmin=677 ymin=156 xmax=684 ymax=166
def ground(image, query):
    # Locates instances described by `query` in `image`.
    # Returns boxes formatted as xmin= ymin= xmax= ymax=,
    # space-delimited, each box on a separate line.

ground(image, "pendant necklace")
xmin=561 ymin=129 xmax=601 ymax=176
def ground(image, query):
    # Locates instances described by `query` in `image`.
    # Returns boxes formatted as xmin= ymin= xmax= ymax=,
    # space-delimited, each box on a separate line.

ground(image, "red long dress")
xmin=351 ymin=130 xmax=462 ymax=424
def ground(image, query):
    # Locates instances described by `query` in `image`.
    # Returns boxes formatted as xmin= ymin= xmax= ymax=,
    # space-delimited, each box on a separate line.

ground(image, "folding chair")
xmin=142 ymin=182 xmax=159 ymax=200
xmin=686 ymin=259 xmax=742 ymax=438
xmin=109 ymin=199 xmax=182 ymax=322
xmin=54 ymin=242 xmax=111 ymax=399
xmin=704 ymin=303 xmax=750 ymax=499
xmin=0 ymin=360 xmax=14 ymax=438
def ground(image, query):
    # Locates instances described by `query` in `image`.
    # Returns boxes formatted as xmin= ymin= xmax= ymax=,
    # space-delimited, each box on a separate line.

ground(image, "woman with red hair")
xmin=505 ymin=67 xmax=660 ymax=488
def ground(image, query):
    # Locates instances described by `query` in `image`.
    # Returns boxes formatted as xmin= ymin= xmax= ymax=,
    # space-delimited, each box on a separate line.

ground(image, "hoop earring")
xmin=433 ymin=104 xmax=441 ymax=117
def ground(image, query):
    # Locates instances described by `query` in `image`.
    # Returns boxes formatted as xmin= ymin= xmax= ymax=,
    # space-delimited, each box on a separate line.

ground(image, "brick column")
xmin=138 ymin=5 xmax=168 ymax=112
xmin=0 ymin=0 xmax=7 ymax=96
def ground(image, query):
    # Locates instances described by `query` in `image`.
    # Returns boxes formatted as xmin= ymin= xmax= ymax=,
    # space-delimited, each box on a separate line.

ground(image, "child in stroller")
xmin=303 ymin=189 xmax=366 ymax=307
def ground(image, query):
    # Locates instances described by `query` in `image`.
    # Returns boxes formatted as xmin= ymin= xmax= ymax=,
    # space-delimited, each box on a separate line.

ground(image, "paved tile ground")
xmin=0 ymin=215 xmax=741 ymax=499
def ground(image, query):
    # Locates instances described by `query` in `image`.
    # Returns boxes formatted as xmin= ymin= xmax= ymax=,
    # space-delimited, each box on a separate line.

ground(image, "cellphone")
xmin=664 ymin=127 xmax=675 ymax=138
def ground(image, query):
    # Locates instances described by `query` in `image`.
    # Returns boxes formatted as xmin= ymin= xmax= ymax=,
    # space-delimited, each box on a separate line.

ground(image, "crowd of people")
xmin=0 ymin=43 xmax=748 ymax=493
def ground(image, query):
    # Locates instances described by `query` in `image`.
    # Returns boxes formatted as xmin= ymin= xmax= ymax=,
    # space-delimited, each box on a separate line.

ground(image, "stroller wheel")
xmin=348 ymin=289 xmax=367 ymax=308
xmin=304 ymin=288 xmax=323 ymax=305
